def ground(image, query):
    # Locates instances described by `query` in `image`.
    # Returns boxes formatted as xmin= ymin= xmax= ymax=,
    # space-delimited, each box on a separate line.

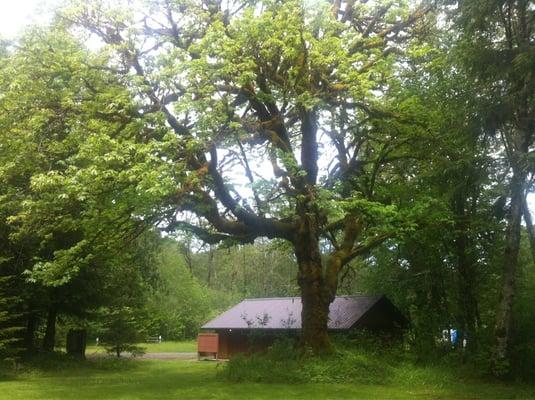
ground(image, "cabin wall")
xmin=219 ymin=333 xmax=229 ymax=359
xmin=205 ymin=323 xmax=405 ymax=359
xmin=215 ymin=331 xmax=296 ymax=358
xmin=351 ymin=299 xmax=407 ymax=339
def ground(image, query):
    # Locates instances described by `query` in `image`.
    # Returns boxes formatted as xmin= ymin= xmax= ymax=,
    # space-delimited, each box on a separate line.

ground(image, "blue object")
xmin=450 ymin=329 xmax=457 ymax=345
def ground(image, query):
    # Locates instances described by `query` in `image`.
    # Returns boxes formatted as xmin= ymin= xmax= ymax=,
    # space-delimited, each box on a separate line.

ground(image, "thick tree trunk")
xmin=294 ymin=213 xmax=333 ymax=353
xmin=299 ymin=279 xmax=332 ymax=353
xmin=493 ymin=171 xmax=524 ymax=373
xmin=66 ymin=329 xmax=87 ymax=358
xmin=42 ymin=308 xmax=57 ymax=352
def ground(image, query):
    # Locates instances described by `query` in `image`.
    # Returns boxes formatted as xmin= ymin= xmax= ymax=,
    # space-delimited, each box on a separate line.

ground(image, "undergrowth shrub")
xmin=220 ymin=335 xmax=395 ymax=384
xmin=220 ymin=331 xmax=525 ymax=386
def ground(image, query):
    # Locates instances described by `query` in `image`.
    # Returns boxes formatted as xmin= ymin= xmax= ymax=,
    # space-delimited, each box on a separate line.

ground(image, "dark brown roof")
xmin=202 ymin=295 xmax=385 ymax=330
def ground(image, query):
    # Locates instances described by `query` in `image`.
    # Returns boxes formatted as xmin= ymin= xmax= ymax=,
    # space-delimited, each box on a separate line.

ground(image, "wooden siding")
xmin=197 ymin=333 xmax=219 ymax=358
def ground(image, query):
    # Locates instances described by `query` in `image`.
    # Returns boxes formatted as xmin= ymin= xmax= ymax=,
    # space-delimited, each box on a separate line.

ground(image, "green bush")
xmin=219 ymin=333 xmax=493 ymax=387
xmin=220 ymin=336 xmax=394 ymax=384
xmin=97 ymin=306 xmax=147 ymax=357
xmin=221 ymin=338 xmax=301 ymax=383
xmin=302 ymin=350 xmax=392 ymax=384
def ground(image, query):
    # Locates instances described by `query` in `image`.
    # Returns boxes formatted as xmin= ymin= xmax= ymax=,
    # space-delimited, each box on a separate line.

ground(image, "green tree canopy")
xmin=58 ymin=0 xmax=433 ymax=351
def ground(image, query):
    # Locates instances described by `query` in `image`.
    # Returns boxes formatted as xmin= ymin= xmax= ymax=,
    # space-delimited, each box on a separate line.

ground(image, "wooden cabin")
xmin=197 ymin=295 xmax=407 ymax=359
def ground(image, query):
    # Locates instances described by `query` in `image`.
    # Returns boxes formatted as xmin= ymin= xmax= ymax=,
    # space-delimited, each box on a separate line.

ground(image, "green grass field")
xmin=1 ymin=358 xmax=533 ymax=400
xmin=85 ymin=340 xmax=197 ymax=354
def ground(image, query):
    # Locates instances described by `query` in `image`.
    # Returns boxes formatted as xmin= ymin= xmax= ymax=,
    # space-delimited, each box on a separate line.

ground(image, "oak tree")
xmin=62 ymin=0 xmax=431 ymax=351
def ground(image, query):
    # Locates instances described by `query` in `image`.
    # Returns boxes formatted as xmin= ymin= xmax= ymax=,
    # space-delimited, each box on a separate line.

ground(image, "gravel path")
xmin=87 ymin=352 xmax=197 ymax=360
xmin=139 ymin=352 xmax=197 ymax=360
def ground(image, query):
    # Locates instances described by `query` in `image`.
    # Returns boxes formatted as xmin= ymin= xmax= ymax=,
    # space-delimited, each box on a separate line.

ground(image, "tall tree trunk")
xmin=453 ymin=194 xmax=479 ymax=354
xmin=206 ymin=245 xmax=214 ymax=288
xmin=294 ymin=213 xmax=333 ymax=353
xmin=456 ymin=236 xmax=479 ymax=353
xmin=42 ymin=307 xmax=57 ymax=352
xmin=490 ymin=0 xmax=534 ymax=374
xmin=180 ymin=242 xmax=193 ymax=273
xmin=66 ymin=329 xmax=87 ymax=358
xmin=522 ymin=195 xmax=535 ymax=264
xmin=242 ymin=249 xmax=247 ymax=295
xmin=492 ymin=54 xmax=530 ymax=370
xmin=493 ymin=171 xmax=525 ymax=373
xmin=23 ymin=312 xmax=38 ymax=354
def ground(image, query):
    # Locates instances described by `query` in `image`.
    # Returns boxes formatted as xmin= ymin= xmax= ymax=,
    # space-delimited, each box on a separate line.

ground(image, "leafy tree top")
xmin=58 ymin=0 xmax=431 ymax=259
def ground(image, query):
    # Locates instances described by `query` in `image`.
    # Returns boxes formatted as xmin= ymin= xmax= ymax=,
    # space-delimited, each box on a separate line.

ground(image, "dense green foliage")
xmin=96 ymin=307 xmax=148 ymax=357
xmin=222 ymin=335 xmax=396 ymax=384
xmin=0 ymin=276 xmax=22 ymax=359
xmin=145 ymin=240 xmax=212 ymax=339
xmin=190 ymin=241 xmax=298 ymax=297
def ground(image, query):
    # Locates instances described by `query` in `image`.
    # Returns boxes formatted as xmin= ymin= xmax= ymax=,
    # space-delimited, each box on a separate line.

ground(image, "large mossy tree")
xmin=60 ymin=0 xmax=432 ymax=352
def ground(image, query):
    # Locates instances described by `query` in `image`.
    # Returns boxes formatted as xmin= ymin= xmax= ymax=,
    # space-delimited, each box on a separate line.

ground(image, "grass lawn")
xmin=1 ymin=358 xmax=533 ymax=400
xmin=85 ymin=340 xmax=197 ymax=354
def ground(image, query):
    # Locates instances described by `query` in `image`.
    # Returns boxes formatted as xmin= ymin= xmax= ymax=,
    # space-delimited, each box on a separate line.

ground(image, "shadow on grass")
xmin=1 ymin=352 xmax=142 ymax=381
xmin=5 ymin=360 xmax=230 ymax=400
xmin=3 ymin=360 xmax=389 ymax=400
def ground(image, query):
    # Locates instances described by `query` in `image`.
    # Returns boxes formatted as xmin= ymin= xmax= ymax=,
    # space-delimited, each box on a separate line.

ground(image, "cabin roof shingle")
xmin=202 ymin=295 xmax=384 ymax=330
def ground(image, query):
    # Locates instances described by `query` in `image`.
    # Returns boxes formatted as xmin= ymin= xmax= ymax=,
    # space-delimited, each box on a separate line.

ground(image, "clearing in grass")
xmin=85 ymin=340 xmax=197 ymax=355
